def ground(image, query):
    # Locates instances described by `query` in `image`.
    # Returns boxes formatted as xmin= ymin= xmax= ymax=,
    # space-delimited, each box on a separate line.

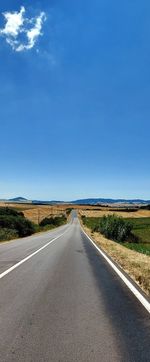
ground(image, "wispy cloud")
xmin=0 ymin=6 xmax=46 ymax=52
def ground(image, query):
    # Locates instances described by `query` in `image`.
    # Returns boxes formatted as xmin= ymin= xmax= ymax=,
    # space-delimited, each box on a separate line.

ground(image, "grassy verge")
xmin=80 ymin=215 xmax=150 ymax=295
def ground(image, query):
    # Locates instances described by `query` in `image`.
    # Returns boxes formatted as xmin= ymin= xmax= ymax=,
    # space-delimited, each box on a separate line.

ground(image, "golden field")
xmin=0 ymin=203 xmax=69 ymax=224
xmin=1 ymin=202 xmax=150 ymax=223
xmin=0 ymin=203 xmax=73 ymax=224
xmin=79 ymin=208 xmax=150 ymax=218
xmin=23 ymin=205 xmax=68 ymax=224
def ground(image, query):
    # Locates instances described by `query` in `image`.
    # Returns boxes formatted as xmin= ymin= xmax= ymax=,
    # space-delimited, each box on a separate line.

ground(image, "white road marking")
xmin=0 ymin=228 xmax=69 ymax=280
xmin=82 ymin=228 xmax=150 ymax=314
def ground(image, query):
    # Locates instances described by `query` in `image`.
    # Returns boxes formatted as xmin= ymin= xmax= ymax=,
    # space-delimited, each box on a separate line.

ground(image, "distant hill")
xmin=32 ymin=200 xmax=65 ymax=205
xmin=1 ymin=196 xmax=150 ymax=205
xmin=8 ymin=197 xmax=29 ymax=203
xmin=31 ymin=197 xmax=150 ymax=205
xmin=71 ymin=198 xmax=150 ymax=205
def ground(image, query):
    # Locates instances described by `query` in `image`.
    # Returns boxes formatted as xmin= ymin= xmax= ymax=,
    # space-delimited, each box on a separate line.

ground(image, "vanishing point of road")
xmin=0 ymin=213 xmax=150 ymax=361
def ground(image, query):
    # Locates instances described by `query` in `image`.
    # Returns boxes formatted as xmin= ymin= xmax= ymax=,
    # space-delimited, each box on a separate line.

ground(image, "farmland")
xmin=0 ymin=202 xmax=73 ymax=224
xmin=1 ymin=202 xmax=150 ymax=251
xmin=79 ymin=208 xmax=150 ymax=219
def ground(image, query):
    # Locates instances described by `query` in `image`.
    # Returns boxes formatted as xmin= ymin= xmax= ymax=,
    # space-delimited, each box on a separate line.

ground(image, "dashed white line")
xmin=0 ymin=228 xmax=69 ymax=280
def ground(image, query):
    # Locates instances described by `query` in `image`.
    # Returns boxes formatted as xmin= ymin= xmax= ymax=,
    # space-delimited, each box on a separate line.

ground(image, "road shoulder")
xmin=81 ymin=223 xmax=150 ymax=313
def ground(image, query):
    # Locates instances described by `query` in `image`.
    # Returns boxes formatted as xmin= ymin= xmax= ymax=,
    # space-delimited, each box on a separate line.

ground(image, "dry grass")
xmin=0 ymin=202 xmax=73 ymax=224
xmin=0 ymin=202 xmax=35 ymax=210
xmin=23 ymin=206 xmax=67 ymax=224
xmin=1 ymin=201 xmax=150 ymax=222
xmin=81 ymin=223 xmax=150 ymax=296
xmin=0 ymin=203 xmax=65 ymax=224
xmin=79 ymin=209 xmax=150 ymax=218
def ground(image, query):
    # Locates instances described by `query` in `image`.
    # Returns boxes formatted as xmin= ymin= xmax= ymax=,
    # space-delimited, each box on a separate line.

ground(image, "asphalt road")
xmin=0 ymin=213 xmax=150 ymax=361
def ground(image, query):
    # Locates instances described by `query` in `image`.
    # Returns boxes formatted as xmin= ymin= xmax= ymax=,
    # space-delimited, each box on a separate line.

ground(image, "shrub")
xmin=40 ymin=217 xmax=54 ymax=227
xmin=81 ymin=215 xmax=86 ymax=223
xmin=98 ymin=215 xmax=132 ymax=242
xmin=0 ymin=207 xmax=24 ymax=217
xmin=40 ymin=215 xmax=67 ymax=227
xmin=0 ymin=228 xmax=18 ymax=241
xmin=0 ymin=207 xmax=35 ymax=237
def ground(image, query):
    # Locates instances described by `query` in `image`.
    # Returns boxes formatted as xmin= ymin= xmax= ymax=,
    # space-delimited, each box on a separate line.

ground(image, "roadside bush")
xmin=0 ymin=207 xmax=24 ymax=217
xmin=0 ymin=228 xmax=18 ymax=241
xmin=0 ymin=207 xmax=35 ymax=238
xmin=81 ymin=215 xmax=86 ymax=223
xmin=0 ymin=215 xmax=35 ymax=237
xmin=40 ymin=215 xmax=67 ymax=227
xmin=98 ymin=215 xmax=132 ymax=242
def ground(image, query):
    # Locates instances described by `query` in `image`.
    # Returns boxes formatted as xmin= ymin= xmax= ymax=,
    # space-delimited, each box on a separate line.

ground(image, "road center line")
xmin=0 ymin=227 xmax=70 ymax=280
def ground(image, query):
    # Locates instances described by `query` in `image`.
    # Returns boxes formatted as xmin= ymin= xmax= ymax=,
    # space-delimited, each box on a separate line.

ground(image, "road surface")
xmin=0 ymin=213 xmax=150 ymax=361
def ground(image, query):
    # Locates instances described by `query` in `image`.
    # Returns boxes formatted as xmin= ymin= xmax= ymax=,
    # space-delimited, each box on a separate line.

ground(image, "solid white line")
xmin=0 ymin=228 xmax=69 ymax=280
xmin=82 ymin=227 xmax=150 ymax=314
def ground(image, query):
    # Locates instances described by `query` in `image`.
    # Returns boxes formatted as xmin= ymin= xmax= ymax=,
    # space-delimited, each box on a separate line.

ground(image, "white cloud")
xmin=0 ymin=7 xmax=46 ymax=52
xmin=0 ymin=6 xmax=25 ymax=37
xmin=17 ymin=12 xmax=46 ymax=51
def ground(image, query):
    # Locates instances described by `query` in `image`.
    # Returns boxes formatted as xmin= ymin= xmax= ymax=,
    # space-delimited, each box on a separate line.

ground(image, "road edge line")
xmin=81 ymin=226 xmax=150 ymax=314
xmin=0 ymin=228 xmax=70 ymax=280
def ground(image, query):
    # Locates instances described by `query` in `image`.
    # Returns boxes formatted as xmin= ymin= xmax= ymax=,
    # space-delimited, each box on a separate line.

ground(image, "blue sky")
xmin=0 ymin=0 xmax=150 ymax=200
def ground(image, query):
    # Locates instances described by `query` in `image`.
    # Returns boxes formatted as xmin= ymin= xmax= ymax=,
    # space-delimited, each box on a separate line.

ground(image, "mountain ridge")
xmin=1 ymin=196 xmax=150 ymax=205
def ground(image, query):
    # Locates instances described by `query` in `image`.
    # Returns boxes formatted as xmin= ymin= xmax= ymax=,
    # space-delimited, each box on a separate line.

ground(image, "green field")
xmin=81 ymin=216 xmax=101 ymax=231
xmin=121 ymin=242 xmax=150 ymax=255
xmin=82 ymin=216 xmax=150 ymax=256
xmin=126 ymin=217 xmax=150 ymax=243
xmin=124 ymin=217 xmax=150 ymax=255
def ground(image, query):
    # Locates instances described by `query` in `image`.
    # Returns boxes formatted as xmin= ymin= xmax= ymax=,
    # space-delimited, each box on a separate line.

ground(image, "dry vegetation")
xmin=1 ymin=202 xmax=150 ymax=223
xmin=0 ymin=202 xmax=35 ymax=210
xmin=79 ymin=209 xmax=150 ymax=218
xmin=0 ymin=203 xmax=74 ymax=224
xmin=23 ymin=206 xmax=67 ymax=224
